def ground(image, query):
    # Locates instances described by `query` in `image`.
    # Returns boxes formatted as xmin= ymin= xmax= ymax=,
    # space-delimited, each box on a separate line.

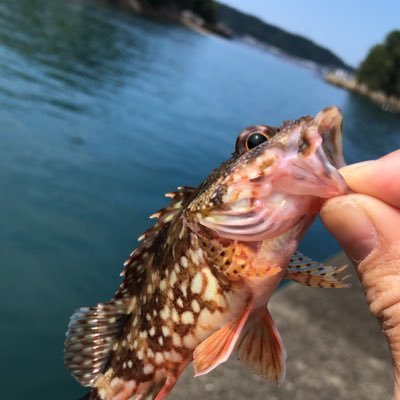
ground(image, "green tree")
xmin=357 ymin=30 xmax=400 ymax=97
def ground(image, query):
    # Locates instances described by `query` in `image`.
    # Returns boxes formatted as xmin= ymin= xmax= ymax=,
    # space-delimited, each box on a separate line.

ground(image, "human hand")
xmin=320 ymin=150 xmax=400 ymax=399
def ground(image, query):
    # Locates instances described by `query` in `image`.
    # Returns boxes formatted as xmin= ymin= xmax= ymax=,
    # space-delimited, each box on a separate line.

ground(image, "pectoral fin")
xmin=285 ymin=251 xmax=350 ymax=288
xmin=193 ymin=303 xmax=252 ymax=376
xmin=236 ymin=308 xmax=286 ymax=385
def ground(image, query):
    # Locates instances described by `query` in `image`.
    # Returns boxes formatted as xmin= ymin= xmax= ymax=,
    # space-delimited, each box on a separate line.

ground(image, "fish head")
xmin=188 ymin=106 xmax=349 ymax=242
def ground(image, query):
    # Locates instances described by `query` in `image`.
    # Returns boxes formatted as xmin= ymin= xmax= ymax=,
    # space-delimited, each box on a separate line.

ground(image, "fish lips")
xmin=275 ymin=106 xmax=349 ymax=198
xmin=315 ymin=106 xmax=346 ymax=170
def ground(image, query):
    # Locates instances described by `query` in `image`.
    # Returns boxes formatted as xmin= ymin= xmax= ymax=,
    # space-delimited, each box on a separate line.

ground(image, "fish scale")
xmin=77 ymin=196 xmax=247 ymax=399
xmin=65 ymin=107 xmax=351 ymax=400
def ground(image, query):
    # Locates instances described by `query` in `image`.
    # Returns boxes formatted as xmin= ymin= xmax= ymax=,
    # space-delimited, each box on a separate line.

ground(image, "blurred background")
xmin=0 ymin=0 xmax=399 ymax=399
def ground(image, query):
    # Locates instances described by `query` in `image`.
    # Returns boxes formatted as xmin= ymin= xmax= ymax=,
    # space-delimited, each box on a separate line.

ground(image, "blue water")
xmin=0 ymin=1 xmax=399 ymax=399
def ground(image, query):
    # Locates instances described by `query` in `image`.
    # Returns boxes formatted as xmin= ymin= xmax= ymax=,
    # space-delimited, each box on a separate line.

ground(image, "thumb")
xmin=321 ymin=194 xmax=400 ymax=394
xmin=321 ymin=193 xmax=400 ymax=263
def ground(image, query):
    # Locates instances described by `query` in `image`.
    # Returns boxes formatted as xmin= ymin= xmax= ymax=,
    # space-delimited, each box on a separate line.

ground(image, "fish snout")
xmin=310 ymin=106 xmax=349 ymax=197
xmin=276 ymin=107 xmax=349 ymax=198
xmin=313 ymin=106 xmax=346 ymax=169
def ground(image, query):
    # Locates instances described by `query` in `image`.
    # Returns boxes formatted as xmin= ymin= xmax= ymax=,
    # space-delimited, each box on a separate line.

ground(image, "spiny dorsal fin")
xmin=236 ymin=308 xmax=287 ymax=385
xmin=137 ymin=186 xmax=196 ymax=244
xmin=285 ymin=251 xmax=351 ymax=288
xmin=64 ymin=300 xmax=128 ymax=387
xmin=115 ymin=186 xmax=196 ymax=299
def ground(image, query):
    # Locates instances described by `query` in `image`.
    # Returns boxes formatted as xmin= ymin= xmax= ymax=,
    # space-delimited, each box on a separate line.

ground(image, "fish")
xmin=64 ymin=106 xmax=351 ymax=400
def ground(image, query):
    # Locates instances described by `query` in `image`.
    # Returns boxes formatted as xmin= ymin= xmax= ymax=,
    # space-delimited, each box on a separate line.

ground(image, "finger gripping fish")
xmin=65 ymin=107 xmax=350 ymax=400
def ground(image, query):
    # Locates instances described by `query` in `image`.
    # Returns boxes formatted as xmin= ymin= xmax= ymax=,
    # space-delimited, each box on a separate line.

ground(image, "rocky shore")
xmin=325 ymin=70 xmax=400 ymax=114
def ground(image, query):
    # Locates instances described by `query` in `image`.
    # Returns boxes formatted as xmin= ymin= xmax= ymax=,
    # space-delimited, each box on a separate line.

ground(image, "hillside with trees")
xmin=357 ymin=30 xmax=400 ymax=97
xmin=216 ymin=3 xmax=351 ymax=70
xmin=108 ymin=0 xmax=350 ymax=70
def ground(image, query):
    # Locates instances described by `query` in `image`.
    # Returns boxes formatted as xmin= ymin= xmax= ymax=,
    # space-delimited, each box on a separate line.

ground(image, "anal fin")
xmin=193 ymin=303 xmax=252 ymax=376
xmin=285 ymin=251 xmax=351 ymax=288
xmin=236 ymin=308 xmax=286 ymax=385
xmin=153 ymin=362 xmax=189 ymax=400
xmin=120 ymin=362 xmax=189 ymax=400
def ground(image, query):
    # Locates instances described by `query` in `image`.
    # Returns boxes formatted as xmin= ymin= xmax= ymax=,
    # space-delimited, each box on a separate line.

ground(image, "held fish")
xmin=65 ymin=106 xmax=350 ymax=399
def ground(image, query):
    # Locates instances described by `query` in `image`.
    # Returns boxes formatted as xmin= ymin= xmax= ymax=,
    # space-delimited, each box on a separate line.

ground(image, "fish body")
xmin=65 ymin=107 xmax=350 ymax=400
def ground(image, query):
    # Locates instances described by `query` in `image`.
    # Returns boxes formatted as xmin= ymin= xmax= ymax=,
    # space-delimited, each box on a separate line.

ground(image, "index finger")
xmin=339 ymin=149 xmax=400 ymax=209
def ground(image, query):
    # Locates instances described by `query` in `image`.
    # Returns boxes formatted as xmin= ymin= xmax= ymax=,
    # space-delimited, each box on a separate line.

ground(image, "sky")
xmin=220 ymin=0 xmax=400 ymax=67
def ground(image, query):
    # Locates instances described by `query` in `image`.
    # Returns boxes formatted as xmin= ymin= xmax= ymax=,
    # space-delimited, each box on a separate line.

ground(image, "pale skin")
xmin=320 ymin=149 xmax=400 ymax=399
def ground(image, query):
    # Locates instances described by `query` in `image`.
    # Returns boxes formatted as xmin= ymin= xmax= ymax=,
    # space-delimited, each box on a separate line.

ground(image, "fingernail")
xmin=321 ymin=197 xmax=377 ymax=263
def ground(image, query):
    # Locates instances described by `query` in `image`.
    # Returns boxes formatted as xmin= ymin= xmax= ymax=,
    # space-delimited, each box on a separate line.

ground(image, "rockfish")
xmin=65 ymin=107 xmax=350 ymax=399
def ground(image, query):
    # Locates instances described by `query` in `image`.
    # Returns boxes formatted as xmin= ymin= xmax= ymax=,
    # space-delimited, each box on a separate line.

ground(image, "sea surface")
xmin=0 ymin=1 xmax=399 ymax=398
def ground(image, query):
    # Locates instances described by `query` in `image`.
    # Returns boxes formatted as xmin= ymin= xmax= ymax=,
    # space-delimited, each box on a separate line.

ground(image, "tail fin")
xmin=64 ymin=300 xmax=127 ymax=386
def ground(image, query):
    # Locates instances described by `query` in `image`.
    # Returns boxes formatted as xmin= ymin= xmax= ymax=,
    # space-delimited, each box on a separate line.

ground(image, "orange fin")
xmin=193 ymin=304 xmax=252 ymax=376
xmin=153 ymin=378 xmax=173 ymax=400
xmin=236 ymin=308 xmax=287 ymax=385
xmin=244 ymin=263 xmax=282 ymax=279
xmin=285 ymin=251 xmax=351 ymax=288
xmin=153 ymin=362 xmax=189 ymax=400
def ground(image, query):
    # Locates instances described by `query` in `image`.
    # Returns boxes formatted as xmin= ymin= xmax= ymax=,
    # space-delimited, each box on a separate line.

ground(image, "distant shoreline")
xmin=112 ymin=0 xmax=232 ymax=38
xmin=325 ymin=70 xmax=400 ymax=114
xmin=105 ymin=0 xmax=350 ymax=71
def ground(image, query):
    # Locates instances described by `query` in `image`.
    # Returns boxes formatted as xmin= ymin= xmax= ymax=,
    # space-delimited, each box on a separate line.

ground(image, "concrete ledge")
xmin=170 ymin=253 xmax=393 ymax=399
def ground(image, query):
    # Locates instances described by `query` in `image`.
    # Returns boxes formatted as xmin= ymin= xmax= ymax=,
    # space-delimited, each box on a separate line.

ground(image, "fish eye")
xmin=235 ymin=125 xmax=276 ymax=155
xmin=246 ymin=132 xmax=269 ymax=150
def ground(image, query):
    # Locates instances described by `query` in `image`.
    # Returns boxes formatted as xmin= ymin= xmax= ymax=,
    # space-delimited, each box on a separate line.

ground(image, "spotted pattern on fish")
xmin=65 ymin=107 xmax=350 ymax=400
xmin=66 ymin=187 xmax=249 ymax=399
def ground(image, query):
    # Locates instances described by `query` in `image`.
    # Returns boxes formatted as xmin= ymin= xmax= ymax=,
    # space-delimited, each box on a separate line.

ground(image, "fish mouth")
xmin=314 ymin=106 xmax=346 ymax=170
xmin=199 ymin=107 xmax=349 ymax=242
xmin=275 ymin=106 xmax=349 ymax=198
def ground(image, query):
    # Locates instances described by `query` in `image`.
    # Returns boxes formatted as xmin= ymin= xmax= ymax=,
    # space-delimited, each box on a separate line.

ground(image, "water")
xmin=0 ymin=1 xmax=399 ymax=398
